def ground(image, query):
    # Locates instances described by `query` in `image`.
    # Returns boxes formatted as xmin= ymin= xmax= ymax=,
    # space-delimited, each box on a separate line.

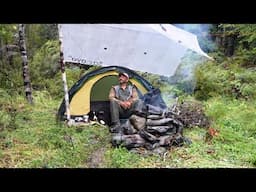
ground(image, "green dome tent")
xmin=57 ymin=66 xmax=154 ymax=125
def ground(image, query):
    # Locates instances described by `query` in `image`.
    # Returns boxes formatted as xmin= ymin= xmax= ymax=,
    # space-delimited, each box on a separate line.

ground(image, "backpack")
xmin=142 ymin=88 xmax=167 ymax=110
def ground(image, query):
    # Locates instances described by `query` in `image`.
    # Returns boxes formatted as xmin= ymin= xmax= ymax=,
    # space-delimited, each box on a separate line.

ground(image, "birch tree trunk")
xmin=18 ymin=24 xmax=33 ymax=104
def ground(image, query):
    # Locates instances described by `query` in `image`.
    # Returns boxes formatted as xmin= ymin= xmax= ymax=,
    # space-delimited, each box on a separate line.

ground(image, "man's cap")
xmin=118 ymin=72 xmax=129 ymax=79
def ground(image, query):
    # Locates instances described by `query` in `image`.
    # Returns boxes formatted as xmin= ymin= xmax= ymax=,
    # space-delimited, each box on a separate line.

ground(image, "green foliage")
xmin=29 ymin=40 xmax=62 ymax=98
xmin=105 ymin=147 xmax=141 ymax=168
xmin=235 ymin=47 xmax=256 ymax=67
xmin=29 ymin=39 xmax=90 ymax=99
xmin=0 ymin=56 xmax=23 ymax=95
xmin=38 ymin=24 xmax=58 ymax=42
xmin=0 ymin=89 xmax=28 ymax=131
xmin=0 ymin=111 xmax=11 ymax=130
xmin=217 ymin=24 xmax=256 ymax=67
xmin=204 ymin=98 xmax=256 ymax=166
xmin=0 ymin=25 xmax=23 ymax=94
xmin=0 ymin=24 xmax=60 ymax=98
xmin=194 ymin=57 xmax=256 ymax=100
xmin=0 ymin=91 xmax=111 ymax=168
xmin=194 ymin=61 xmax=227 ymax=100
xmin=205 ymin=97 xmax=256 ymax=136
xmin=25 ymin=24 xmax=58 ymax=58
xmin=221 ymin=24 xmax=256 ymax=47
xmin=0 ymin=24 xmax=17 ymax=43
xmin=249 ymin=155 xmax=256 ymax=166
xmin=160 ymin=84 xmax=183 ymax=106
xmin=173 ymin=51 xmax=209 ymax=94
xmin=204 ymin=97 xmax=228 ymax=122
xmin=138 ymin=72 xmax=165 ymax=88
xmin=30 ymin=40 xmax=60 ymax=80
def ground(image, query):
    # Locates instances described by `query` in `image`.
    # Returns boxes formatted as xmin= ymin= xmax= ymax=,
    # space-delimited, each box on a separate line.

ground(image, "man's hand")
xmin=125 ymin=101 xmax=132 ymax=109
xmin=119 ymin=101 xmax=131 ymax=109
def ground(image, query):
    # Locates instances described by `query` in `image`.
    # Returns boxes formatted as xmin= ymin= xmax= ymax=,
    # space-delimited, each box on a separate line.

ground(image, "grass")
xmin=0 ymin=91 xmax=256 ymax=168
xmin=0 ymin=91 xmax=111 ymax=168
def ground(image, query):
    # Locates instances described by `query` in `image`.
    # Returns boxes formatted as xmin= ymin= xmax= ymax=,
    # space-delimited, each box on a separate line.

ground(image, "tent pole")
xmin=58 ymin=25 xmax=71 ymax=124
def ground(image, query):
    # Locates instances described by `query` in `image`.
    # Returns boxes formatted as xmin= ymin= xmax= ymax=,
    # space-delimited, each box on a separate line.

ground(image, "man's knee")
xmin=110 ymin=99 xmax=119 ymax=106
xmin=132 ymin=99 xmax=144 ymax=111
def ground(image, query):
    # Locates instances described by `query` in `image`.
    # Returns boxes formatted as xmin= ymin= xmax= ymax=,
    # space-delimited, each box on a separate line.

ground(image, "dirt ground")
xmin=86 ymin=147 xmax=106 ymax=168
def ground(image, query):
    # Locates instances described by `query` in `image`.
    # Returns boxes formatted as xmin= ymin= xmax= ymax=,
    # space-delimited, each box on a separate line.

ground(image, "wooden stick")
xmin=58 ymin=25 xmax=71 ymax=123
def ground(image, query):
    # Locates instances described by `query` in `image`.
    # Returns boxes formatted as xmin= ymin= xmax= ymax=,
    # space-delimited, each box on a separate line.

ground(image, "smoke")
xmin=174 ymin=24 xmax=215 ymax=53
xmin=174 ymin=24 xmax=215 ymax=79
xmin=160 ymin=24 xmax=216 ymax=106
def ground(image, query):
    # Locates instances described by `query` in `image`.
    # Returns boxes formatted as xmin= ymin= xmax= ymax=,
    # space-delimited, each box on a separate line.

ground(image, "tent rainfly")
xmin=57 ymin=66 xmax=154 ymax=125
xmin=59 ymin=24 xmax=213 ymax=77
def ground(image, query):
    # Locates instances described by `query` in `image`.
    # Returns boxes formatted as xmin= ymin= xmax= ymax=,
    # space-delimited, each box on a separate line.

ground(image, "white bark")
xmin=18 ymin=24 xmax=33 ymax=104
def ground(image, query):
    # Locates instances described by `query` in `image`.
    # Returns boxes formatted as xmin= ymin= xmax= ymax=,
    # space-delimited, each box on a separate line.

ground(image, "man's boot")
xmin=110 ymin=121 xmax=121 ymax=133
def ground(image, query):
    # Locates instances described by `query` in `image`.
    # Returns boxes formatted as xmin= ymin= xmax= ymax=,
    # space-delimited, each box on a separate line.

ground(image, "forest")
xmin=0 ymin=24 xmax=256 ymax=168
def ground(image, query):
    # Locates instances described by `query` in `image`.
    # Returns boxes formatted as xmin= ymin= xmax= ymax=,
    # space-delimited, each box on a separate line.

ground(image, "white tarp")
xmin=59 ymin=24 xmax=212 ymax=77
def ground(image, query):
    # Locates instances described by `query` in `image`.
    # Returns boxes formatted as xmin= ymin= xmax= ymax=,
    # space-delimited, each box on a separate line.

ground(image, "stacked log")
xmin=111 ymin=106 xmax=191 ymax=151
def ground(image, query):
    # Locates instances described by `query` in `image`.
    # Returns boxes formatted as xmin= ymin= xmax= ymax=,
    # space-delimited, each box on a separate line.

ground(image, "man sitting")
xmin=108 ymin=72 xmax=141 ymax=133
